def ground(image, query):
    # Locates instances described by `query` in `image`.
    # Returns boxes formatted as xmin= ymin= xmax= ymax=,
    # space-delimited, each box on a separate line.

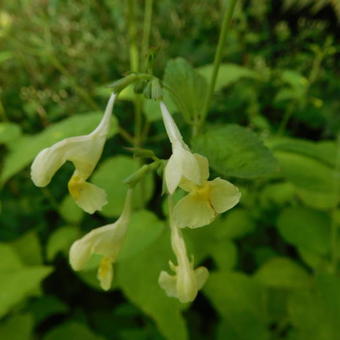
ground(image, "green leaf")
xmin=277 ymin=207 xmax=330 ymax=255
xmin=197 ymin=63 xmax=258 ymax=92
xmin=0 ymin=122 xmax=21 ymax=145
xmin=211 ymin=241 xmax=238 ymax=271
xmin=28 ymin=295 xmax=68 ymax=323
xmin=0 ymin=244 xmax=23 ymax=271
xmin=269 ymin=138 xmax=336 ymax=167
xmin=0 ymin=264 xmax=52 ymax=318
xmin=0 ymin=314 xmax=33 ymax=340
xmin=288 ymin=273 xmax=340 ymax=340
xmin=118 ymin=232 xmax=188 ymax=340
xmin=47 ymin=226 xmax=80 ymax=261
xmin=204 ymin=271 xmax=269 ymax=340
xmin=164 ymin=57 xmax=207 ymax=123
xmin=44 ymin=322 xmax=105 ymax=340
xmin=260 ymin=182 xmax=296 ymax=208
xmin=118 ymin=210 xmax=165 ymax=261
xmin=193 ymin=124 xmax=278 ymax=178
xmin=92 ymin=156 xmax=154 ymax=217
xmin=273 ymin=151 xmax=336 ymax=193
xmin=213 ymin=209 xmax=255 ymax=240
xmin=1 ymin=112 xmax=117 ymax=184
xmin=143 ymin=99 xmax=162 ymax=122
xmin=254 ymin=257 xmax=310 ymax=289
xmin=10 ymin=232 xmax=43 ymax=266
xmin=59 ymin=196 xmax=84 ymax=224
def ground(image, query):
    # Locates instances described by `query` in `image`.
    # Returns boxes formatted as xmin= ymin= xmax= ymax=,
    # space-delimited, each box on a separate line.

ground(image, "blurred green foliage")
xmin=0 ymin=0 xmax=339 ymax=339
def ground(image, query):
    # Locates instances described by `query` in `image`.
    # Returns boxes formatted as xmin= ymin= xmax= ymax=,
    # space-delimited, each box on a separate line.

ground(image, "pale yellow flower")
xmin=173 ymin=154 xmax=241 ymax=229
xmin=31 ymin=93 xmax=116 ymax=214
xmin=159 ymin=197 xmax=209 ymax=303
xmin=69 ymin=189 xmax=132 ymax=290
xmin=160 ymin=102 xmax=201 ymax=194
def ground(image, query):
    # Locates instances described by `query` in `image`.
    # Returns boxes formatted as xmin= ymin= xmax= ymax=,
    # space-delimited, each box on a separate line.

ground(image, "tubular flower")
xmin=69 ymin=189 xmax=133 ymax=291
xmin=174 ymin=154 xmax=241 ymax=229
xmin=160 ymin=102 xmax=201 ymax=194
xmin=159 ymin=198 xmax=209 ymax=303
xmin=31 ymin=93 xmax=116 ymax=214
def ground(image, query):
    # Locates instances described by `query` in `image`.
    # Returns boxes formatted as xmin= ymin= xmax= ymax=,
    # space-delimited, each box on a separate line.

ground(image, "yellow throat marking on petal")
xmin=68 ymin=175 xmax=85 ymax=200
xmin=192 ymin=181 xmax=211 ymax=201
xmin=98 ymin=256 xmax=113 ymax=281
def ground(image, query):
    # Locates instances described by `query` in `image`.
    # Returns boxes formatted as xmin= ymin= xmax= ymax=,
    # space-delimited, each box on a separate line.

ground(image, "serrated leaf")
xmin=92 ymin=156 xmax=154 ymax=217
xmin=193 ymin=124 xmax=279 ymax=178
xmin=164 ymin=58 xmax=207 ymax=123
xmin=197 ymin=63 xmax=258 ymax=92
xmin=1 ymin=112 xmax=117 ymax=184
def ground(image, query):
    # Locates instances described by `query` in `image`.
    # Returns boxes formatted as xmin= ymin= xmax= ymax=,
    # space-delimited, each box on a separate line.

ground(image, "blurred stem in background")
xmin=277 ymin=38 xmax=333 ymax=135
xmin=126 ymin=0 xmax=154 ymax=201
xmin=198 ymin=0 xmax=238 ymax=136
xmin=0 ymin=98 xmax=7 ymax=121
xmin=330 ymin=132 xmax=340 ymax=274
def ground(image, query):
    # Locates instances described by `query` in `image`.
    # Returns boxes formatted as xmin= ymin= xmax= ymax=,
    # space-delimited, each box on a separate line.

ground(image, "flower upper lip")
xmin=30 ymin=93 xmax=116 ymax=213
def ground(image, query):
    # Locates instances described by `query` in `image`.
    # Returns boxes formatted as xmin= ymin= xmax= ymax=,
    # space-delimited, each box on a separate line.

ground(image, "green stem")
xmin=141 ymin=0 xmax=154 ymax=72
xmin=0 ymin=97 xmax=8 ymax=121
xmin=127 ymin=0 xmax=139 ymax=73
xmin=200 ymin=0 xmax=238 ymax=126
xmin=277 ymin=102 xmax=294 ymax=135
xmin=330 ymin=133 xmax=340 ymax=273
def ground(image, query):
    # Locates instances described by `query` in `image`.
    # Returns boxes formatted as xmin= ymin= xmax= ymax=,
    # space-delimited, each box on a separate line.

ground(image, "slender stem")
xmin=0 ymin=97 xmax=8 ymax=121
xmin=330 ymin=133 xmax=340 ymax=273
xmin=277 ymin=102 xmax=294 ymax=135
xmin=127 ymin=0 xmax=139 ymax=73
xmin=200 ymin=0 xmax=238 ymax=124
xmin=141 ymin=0 xmax=153 ymax=72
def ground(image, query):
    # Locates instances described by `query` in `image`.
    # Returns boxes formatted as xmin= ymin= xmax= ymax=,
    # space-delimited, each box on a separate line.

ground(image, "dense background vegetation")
xmin=0 ymin=0 xmax=339 ymax=339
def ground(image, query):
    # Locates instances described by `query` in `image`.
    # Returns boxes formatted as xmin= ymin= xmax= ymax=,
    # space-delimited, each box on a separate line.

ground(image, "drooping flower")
xmin=160 ymin=102 xmax=201 ymax=194
xmin=173 ymin=154 xmax=241 ymax=229
xmin=31 ymin=93 xmax=116 ymax=214
xmin=159 ymin=197 xmax=209 ymax=303
xmin=69 ymin=189 xmax=133 ymax=291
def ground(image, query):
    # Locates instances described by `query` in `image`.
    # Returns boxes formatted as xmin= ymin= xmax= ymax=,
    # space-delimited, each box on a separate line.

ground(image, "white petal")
xmin=209 ymin=178 xmax=241 ymax=213
xmin=164 ymin=152 xmax=183 ymax=194
xmin=194 ymin=266 xmax=209 ymax=290
xmin=68 ymin=177 xmax=107 ymax=214
xmin=91 ymin=93 xmax=116 ymax=137
xmin=180 ymin=149 xmax=201 ymax=185
xmin=194 ymin=153 xmax=209 ymax=182
xmin=158 ymin=271 xmax=178 ymax=298
xmin=31 ymin=93 xmax=116 ymax=187
xmin=160 ymin=102 xmax=185 ymax=146
xmin=173 ymin=193 xmax=215 ymax=229
xmin=69 ymin=238 xmax=92 ymax=271
xmin=176 ymin=263 xmax=198 ymax=303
